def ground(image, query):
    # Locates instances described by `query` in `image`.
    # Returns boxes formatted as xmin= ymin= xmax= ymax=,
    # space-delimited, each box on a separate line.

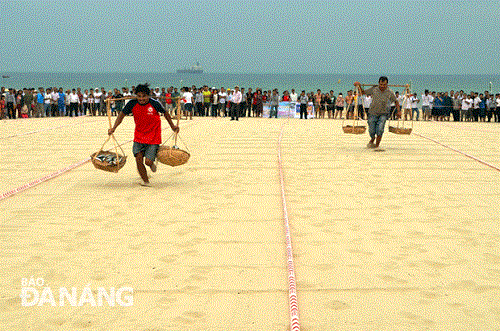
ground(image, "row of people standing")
xmin=0 ymin=86 xmax=138 ymax=119
xmin=2 ymin=85 xmax=499 ymax=123
xmin=397 ymin=90 xmax=500 ymax=122
xmin=167 ymin=86 xmax=371 ymax=120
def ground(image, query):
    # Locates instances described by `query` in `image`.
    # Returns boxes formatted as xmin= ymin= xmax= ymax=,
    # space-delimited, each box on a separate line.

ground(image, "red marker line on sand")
xmin=414 ymin=132 xmax=500 ymax=172
xmin=0 ymin=158 xmax=91 ymax=201
xmin=0 ymin=116 xmax=98 ymax=140
xmin=277 ymin=119 xmax=300 ymax=331
xmin=0 ymin=121 xmax=195 ymax=201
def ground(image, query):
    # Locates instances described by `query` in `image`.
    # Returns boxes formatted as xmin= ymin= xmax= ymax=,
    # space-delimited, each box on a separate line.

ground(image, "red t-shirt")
xmin=165 ymin=92 xmax=172 ymax=104
xmin=122 ymin=99 xmax=164 ymax=144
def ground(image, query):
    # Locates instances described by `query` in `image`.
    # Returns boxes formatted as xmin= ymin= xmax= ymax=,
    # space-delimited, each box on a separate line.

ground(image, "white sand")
xmin=0 ymin=116 xmax=499 ymax=330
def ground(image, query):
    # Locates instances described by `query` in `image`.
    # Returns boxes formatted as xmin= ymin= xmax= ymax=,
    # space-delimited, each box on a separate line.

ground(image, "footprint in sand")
xmin=75 ymin=230 xmax=92 ymax=237
xmin=45 ymin=318 xmax=67 ymax=326
xmin=325 ymin=300 xmax=350 ymax=311
xmin=420 ymin=291 xmax=441 ymax=299
xmin=175 ymin=226 xmax=199 ymax=237
xmin=159 ymin=254 xmax=179 ymax=264
xmin=173 ymin=311 xmax=206 ymax=325
xmin=153 ymin=270 xmax=169 ymax=280
xmin=186 ymin=274 xmax=207 ymax=282
xmin=90 ymin=273 xmax=107 ymax=281
xmin=157 ymin=296 xmax=177 ymax=306
xmin=1 ymin=297 xmax=22 ymax=311
xmin=484 ymin=253 xmax=500 ymax=264
xmin=423 ymin=260 xmax=451 ymax=269
xmin=175 ymin=238 xmax=207 ymax=249
xmin=398 ymin=311 xmax=434 ymax=326
xmin=71 ymin=315 xmax=97 ymax=328
xmin=376 ymin=274 xmax=408 ymax=284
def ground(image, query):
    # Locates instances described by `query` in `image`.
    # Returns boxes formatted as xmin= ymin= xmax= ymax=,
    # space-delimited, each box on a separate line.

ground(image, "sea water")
xmin=2 ymin=72 xmax=499 ymax=95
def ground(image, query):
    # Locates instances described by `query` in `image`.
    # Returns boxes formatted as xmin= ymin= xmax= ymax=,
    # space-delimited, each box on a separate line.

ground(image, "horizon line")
xmin=2 ymin=71 xmax=499 ymax=76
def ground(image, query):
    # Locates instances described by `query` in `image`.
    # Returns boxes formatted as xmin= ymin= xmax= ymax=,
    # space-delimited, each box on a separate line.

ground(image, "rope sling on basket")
xmin=156 ymin=102 xmax=190 ymax=167
xmin=90 ymin=99 xmax=127 ymax=172
xmin=388 ymin=85 xmax=413 ymax=135
xmin=342 ymin=88 xmax=366 ymax=134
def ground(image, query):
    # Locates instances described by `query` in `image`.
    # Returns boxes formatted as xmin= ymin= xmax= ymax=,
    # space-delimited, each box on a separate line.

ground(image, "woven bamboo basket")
xmin=157 ymin=146 xmax=190 ymax=167
xmin=342 ymin=125 xmax=366 ymax=134
xmin=388 ymin=126 xmax=412 ymax=135
xmin=91 ymin=151 xmax=127 ymax=173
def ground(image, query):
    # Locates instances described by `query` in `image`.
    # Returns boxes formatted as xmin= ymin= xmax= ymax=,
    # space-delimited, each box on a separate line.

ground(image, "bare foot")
xmin=150 ymin=163 xmax=157 ymax=173
xmin=140 ymin=181 xmax=152 ymax=187
xmin=367 ymin=142 xmax=376 ymax=149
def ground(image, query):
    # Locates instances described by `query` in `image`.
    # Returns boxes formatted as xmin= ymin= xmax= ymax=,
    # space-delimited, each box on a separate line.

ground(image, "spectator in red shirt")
xmin=108 ymin=84 xmax=179 ymax=187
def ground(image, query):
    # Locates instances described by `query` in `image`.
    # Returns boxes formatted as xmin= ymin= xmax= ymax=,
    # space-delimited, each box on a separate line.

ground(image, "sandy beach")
xmin=0 ymin=116 xmax=499 ymax=330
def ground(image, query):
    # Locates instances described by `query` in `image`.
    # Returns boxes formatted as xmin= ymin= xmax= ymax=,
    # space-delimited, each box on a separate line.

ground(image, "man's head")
xmin=135 ymin=84 xmax=151 ymax=105
xmin=378 ymin=76 xmax=389 ymax=92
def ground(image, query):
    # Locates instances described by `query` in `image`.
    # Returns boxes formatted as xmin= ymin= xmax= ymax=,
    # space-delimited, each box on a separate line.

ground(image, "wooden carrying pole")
xmin=360 ymin=84 xmax=409 ymax=88
xmin=105 ymin=98 xmax=123 ymax=172
xmin=175 ymin=100 xmax=181 ymax=146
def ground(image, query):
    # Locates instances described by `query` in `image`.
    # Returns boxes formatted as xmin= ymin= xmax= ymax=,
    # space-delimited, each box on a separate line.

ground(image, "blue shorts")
xmin=133 ymin=142 xmax=159 ymax=161
xmin=368 ymin=113 xmax=388 ymax=138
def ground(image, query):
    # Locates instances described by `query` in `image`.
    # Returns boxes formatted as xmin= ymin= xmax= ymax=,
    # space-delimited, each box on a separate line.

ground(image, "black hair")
xmin=135 ymin=83 xmax=150 ymax=95
xmin=379 ymin=76 xmax=389 ymax=83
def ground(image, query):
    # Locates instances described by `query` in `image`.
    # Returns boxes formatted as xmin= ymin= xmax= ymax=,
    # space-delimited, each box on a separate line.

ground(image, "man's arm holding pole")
xmin=164 ymin=111 xmax=179 ymax=133
xmin=108 ymin=111 xmax=126 ymax=135
xmin=354 ymin=82 xmax=365 ymax=95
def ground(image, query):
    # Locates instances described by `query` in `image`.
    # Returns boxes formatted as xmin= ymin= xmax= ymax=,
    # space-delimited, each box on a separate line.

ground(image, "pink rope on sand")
xmin=277 ymin=119 xmax=300 ymax=331
xmin=433 ymin=121 xmax=499 ymax=134
xmin=414 ymin=132 xmax=500 ymax=172
xmin=0 ymin=116 xmax=96 ymax=140
xmin=0 ymin=158 xmax=91 ymax=201
xmin=0 ymin=121 xmax=195 ymax=201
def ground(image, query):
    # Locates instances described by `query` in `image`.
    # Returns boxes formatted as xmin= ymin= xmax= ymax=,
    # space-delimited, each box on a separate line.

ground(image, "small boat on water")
xmin=2 ymin=75 xmax=10 ymax=79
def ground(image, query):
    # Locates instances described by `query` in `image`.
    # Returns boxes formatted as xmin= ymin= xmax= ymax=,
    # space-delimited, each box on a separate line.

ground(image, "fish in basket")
xmin=342 ymin=125 xmax=367 ymax=134
xmin=388 ymin=126 xmax=412 ymax=135
xmin=91 ymin=151 xmax=127 ymax=172
xmin=157 ymin=145 xmax=190 ymax=167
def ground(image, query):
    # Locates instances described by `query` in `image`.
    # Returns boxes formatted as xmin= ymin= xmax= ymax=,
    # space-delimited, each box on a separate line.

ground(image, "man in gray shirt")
xmin=354 ymin=76 xmax=400 ymax=150
xmin=270 ymin=89 xmax=280 ymax=118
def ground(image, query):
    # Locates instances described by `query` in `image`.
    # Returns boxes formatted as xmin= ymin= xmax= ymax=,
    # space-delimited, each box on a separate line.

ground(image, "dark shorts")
xmin=133 ymin=142 xmax=159 ymax=161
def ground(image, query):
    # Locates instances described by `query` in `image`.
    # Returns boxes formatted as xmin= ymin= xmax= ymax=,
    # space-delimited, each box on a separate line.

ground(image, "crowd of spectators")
xmin=1 ymin=85 xmax=499 ymax=122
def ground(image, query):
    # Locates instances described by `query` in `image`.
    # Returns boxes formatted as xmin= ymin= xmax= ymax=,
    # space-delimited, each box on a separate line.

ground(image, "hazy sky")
xmin=1 ymin=0 xmax=498 ymax=74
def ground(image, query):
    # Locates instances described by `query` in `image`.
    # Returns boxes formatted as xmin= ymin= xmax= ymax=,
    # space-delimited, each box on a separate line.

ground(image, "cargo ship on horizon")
xmin=176 ymin=62 xmax=203 ymax=74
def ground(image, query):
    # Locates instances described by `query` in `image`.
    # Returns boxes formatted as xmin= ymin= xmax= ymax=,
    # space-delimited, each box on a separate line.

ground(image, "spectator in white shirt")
xmin=218 ymin=88 xmax=228 ymax=117
xmin=68 ymin=89 xmax=80 ymax=117
xmin=231 ymin=86 xmax=242 ymax=121
xmin=462 ymin=95 xmax=473 ymax=121
xmin=44 ymin=88 xmax=52 ymax=117
xmin=410 ymin=93 xmax=420 ymax=120
xmin=94 ymin=88 xmax=102 ymax=115
xmin=421 ymin=90 xmax=432 ymax=121
xmin=181 ymin=87 xmax=193 ymax=120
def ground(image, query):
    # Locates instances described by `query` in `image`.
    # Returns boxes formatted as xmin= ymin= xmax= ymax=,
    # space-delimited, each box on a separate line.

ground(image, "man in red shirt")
xmin=108 ymin=84 xmax=179 ymax=187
